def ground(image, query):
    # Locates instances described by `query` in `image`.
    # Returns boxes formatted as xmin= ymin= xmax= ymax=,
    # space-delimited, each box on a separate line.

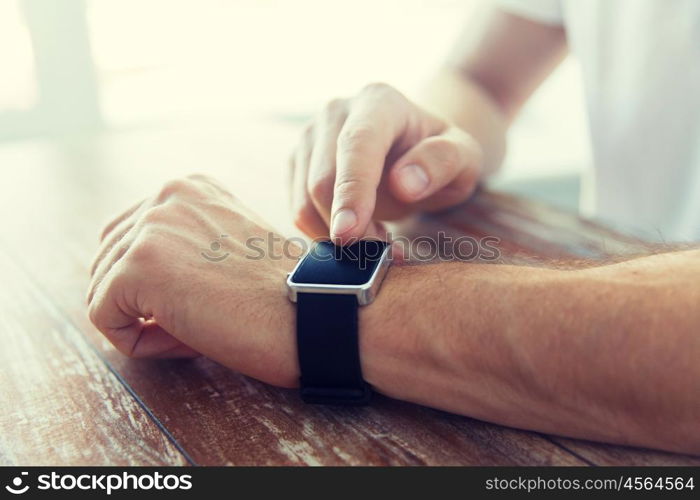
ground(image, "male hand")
xmin=87 ymin=175 xmax=300 ymax=387
xmin=289 ymin=83 xmax=483 ymax=243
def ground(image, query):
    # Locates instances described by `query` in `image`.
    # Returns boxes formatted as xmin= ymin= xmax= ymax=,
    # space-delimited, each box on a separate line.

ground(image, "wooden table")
xmin=0 ymin=117 xmax=697 ymax=466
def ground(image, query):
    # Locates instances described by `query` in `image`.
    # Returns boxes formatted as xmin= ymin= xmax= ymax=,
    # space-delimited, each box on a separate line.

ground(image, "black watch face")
xmin=291 ymin=240 xmax=389 ymax=286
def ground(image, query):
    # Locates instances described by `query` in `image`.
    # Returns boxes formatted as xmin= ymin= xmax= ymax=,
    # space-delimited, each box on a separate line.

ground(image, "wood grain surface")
xmin=0 ymin=251 xmax=188 ymax=466
xmin=0 ymin=118 xmax=697 ymax=465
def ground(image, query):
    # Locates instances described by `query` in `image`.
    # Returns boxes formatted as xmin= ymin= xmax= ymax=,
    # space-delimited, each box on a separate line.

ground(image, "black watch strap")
xmin=296 ymin=292 xmax=371 ymax=405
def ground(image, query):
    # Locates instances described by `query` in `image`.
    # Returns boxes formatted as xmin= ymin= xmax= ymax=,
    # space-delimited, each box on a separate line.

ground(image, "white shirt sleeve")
xmin=494 ymin=0 xmax=563 ymax=25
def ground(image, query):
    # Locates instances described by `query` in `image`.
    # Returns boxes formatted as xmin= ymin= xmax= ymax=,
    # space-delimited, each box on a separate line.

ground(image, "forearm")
xmin=359 ymin=250 xmax=700 ymax=453
xmin=418 ymin=68 xmax=507 ymax=176
xmin=416 ymin=8 xmax=568 ymax=178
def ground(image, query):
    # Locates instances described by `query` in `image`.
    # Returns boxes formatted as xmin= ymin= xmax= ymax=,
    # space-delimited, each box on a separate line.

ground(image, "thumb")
xmin=388 ymin=127 xmax=481 ymax=206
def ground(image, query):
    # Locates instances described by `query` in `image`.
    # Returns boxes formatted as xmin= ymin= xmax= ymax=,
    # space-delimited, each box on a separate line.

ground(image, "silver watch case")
xmin=286 ymin=243 xmax=392 ymax=306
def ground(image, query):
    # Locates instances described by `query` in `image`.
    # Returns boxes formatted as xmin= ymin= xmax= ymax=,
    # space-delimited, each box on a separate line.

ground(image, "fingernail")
xmin=399 ymin=164 xmax=429 ymax=197
xmin=331 ymin=208 xmax=357 ymax=237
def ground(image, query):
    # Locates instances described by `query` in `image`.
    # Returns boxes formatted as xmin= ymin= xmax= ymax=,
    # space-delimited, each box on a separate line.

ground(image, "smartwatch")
xmin=286 ymin=239 xmax=392 ymax=405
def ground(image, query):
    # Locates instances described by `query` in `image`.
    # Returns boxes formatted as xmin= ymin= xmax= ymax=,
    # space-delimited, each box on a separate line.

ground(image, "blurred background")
xmin=0 ymin=0 xmax=590 ymax=216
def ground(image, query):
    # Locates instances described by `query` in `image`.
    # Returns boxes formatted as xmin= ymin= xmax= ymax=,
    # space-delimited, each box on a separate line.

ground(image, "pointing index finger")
xmin=330 ymin=86 xmax=406 ymax=242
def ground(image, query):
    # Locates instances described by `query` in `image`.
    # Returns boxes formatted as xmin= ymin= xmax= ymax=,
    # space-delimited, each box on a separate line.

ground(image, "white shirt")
xmin=497 ymin=0 xmax=700 ymax=242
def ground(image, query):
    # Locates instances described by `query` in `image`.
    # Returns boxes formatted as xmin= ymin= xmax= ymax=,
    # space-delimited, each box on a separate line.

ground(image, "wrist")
xmin=358 ymin=264 xmax=421 ymax=400
xmin=239 ymin=244 xmax=301 ymax=388
xmin=268 ymin=248 xmax=303 ymax=388
xmin=264 ymin=282 xmax=299 ymax=388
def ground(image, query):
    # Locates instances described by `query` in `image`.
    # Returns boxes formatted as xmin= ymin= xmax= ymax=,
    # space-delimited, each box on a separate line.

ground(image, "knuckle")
xmin=186 ymin=173 xmax=209 ymax=183
xmin=425 ymin=137 xmax=461 ymax=172
xmin=194 ymin=174 xmax=234 ymax=199
xmin=333 ymin=177 xmax=366 ymax=200
xmin=186 ymin=174 xmax=220 ymax=190
xmin=126 ymin=237 xmax=160 ymax=266
xmin=87 ymin=273 xmax=122 ymax=326
xmin=99 ymin=222 xmax=115 ymax=241
xmin=358 ymin=82 xmax=404 ymax=107
xmin=337 ymin=125 xmax=376 ymax=153
xmin=140 ymin=205 xmax=171 ymax=225
xmin=360 ymin=81 xmax=392 ymax=96
xmin=87 ymin=299 xmax=101 ymax=326
xmin=156 ymin=178 xmax=196 ymax=202
xmin=323 ymin=98 xmax=347 ymax=117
